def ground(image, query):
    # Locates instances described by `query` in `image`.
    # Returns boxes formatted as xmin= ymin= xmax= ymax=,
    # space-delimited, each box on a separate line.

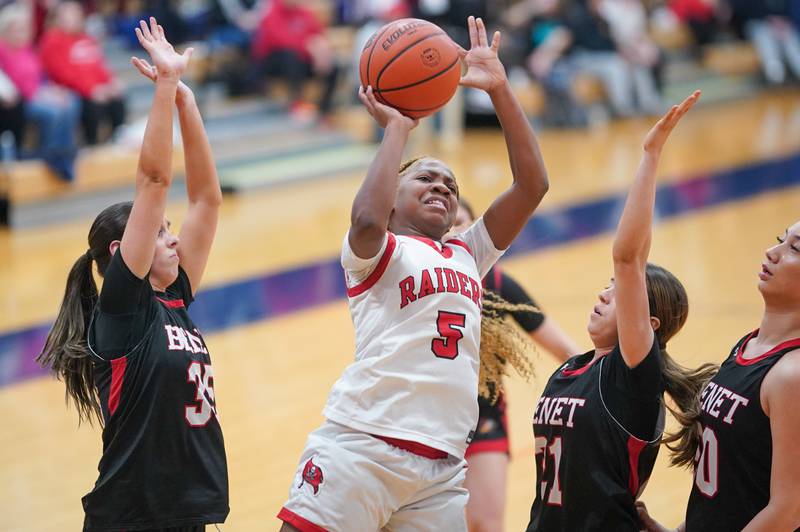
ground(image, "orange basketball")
xmin=359 ymin=18 xmax=461 ymax=119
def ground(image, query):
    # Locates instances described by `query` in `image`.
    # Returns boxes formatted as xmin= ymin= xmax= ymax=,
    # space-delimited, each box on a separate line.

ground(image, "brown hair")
xmin=36 ymin=201 xmax=133 ymax=425
xmin=644 ymin=263 xmax=719 ymax=468
xmin=478 ymin=290 xmax=538 ymax=402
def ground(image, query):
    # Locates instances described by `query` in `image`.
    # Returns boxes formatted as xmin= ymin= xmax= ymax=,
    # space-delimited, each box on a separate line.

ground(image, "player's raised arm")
xmin=121 ymin=18 xmax=190 ymax=279
xmin=458 ymin=16 xmax=549 ymax=250
xmin=131 ymin=55 xmax=219 ymax=294
xmin=348 ymin=86 xmax=418 ymax=259
xmin=613 ymin=91 xmax=699 ymax=368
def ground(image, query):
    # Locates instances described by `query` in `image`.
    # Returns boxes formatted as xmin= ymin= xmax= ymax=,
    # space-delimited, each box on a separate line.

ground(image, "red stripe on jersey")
xmin=446 ymin=238 xmax=473 ymax=256
xmin=626 ymin=436 xmax=647 ymax=496
xmin=373 ymin=435 xmax=449 ymax=459
xmin=277 ymin=507 xmax=327 ymax=532
xmin=407 ymin=235 xmax=454 ymax=258
xmin=156 ymin=297 xmax=185 ymax=309
xmin=346 ymin=233 xmax=397 ymax=297
xmin=735 ymin=329 xmax=800 ymax=366
xmin=108 ymin=356 xmax=127 ymax=417
xmin=561 ymin=353 xmax=607 ymax=377
xmin=465 ymin=438 xmax=510 ymax=458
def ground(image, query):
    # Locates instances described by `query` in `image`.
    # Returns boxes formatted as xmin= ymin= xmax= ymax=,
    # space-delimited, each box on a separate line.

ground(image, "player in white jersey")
xmin=278 ymin=16 xmax=550 ymax=532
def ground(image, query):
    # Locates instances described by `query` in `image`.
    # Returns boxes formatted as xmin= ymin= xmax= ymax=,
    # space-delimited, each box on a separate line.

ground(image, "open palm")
xmin=459 ymin=16 xmax=507 ymax=92
xmin=135 ymin=17 xmax=192 ymax=80
xmin=644 ymin=90 xmax=701 ymax=154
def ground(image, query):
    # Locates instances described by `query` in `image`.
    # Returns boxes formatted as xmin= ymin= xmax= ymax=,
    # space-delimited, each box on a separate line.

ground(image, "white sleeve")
xmin=341 ymin=230 xmax=389 ymax=286
xmin=453 ymin=216 xmax=506 ymax=278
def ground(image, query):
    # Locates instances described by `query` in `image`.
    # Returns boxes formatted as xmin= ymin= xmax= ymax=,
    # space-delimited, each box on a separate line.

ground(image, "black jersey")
xmin=686 ymin=330 xmax=800 ymax=532
xmin=82 ymin=252 xmax=228 ymax=531
xmin=526 ymin=340 xmax=665 ymax=532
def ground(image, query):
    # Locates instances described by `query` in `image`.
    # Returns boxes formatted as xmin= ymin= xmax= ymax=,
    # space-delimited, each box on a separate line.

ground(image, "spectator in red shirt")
xmin=0 ymin=3 xmax=79 ymax=181
xmin=40 ymin=1 xmax=126 ymax=144
xmin=250 ymin=0 xmax=339 ymax=120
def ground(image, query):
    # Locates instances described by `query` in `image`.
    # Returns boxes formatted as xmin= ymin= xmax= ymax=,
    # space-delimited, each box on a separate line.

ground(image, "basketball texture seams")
xmin=359 ymin=18 xmax=461 ymax=118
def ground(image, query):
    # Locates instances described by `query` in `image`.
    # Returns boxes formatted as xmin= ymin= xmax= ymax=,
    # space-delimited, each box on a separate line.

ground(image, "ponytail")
xmin=37 ymin=250 xmax=101 ymax=424
xmin=660 ymin=349 xmax=719 ymax=468
xmin=478 ymin=290 xmax=537 ymax=402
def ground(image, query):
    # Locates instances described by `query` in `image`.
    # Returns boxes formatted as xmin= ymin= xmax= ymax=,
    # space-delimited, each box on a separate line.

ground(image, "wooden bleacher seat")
xmin=6 ymin=144 xmax=185 ymax=205
xmin=702 ymin=41 xmax=762 ymax=77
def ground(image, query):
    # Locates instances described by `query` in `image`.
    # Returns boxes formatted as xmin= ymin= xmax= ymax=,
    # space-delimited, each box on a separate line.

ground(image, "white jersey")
xmin=323 ymin=217 xmax=505 ymax=457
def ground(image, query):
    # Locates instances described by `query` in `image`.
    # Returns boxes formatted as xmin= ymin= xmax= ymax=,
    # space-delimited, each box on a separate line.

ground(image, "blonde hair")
xmin=478 ymin=290 xmax=538 ymax=402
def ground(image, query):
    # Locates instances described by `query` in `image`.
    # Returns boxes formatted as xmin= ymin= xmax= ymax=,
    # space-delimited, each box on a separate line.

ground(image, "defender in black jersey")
xmin=639 ymin=223 xmax=800 ymax=532
xmin=454 ymin=203 xmax=578 ymax=532
xmin=526 ymin=92 xmax=703 ymax=531
xmin=37 ymin=19 xmax=228 ymax=531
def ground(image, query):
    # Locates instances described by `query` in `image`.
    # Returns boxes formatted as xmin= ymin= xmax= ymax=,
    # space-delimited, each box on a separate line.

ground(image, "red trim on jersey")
xmin=560 ymin=352 xmax=607 ymax=377
xmin=373 ymin=435 xmax=449 ymax=459
xmin=406 ymin=235 xmax=455 ymax=258
xmin=108 ymin=356 xmax=127 ymax=417
xmin=156 ymin=297 xmax=185 ymax=309
xmin=465 ymin=438 xmax=510 ymax=458
xmin=346 ymin=233 xmax=397 ymax=297
xmin=446 ymin=238 xmax=473 ymax=256
xmin=735 ymin=329 xmax=800 ymax=366
xmin=626 ymin=436 xmax=647 ymax=496
xmin=277 ymin=507 xmax=327 ymax=532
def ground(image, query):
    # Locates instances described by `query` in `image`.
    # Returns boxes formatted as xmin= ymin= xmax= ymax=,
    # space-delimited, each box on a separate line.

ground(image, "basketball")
xmin=359 ymin=18 xmax=461 ymax=119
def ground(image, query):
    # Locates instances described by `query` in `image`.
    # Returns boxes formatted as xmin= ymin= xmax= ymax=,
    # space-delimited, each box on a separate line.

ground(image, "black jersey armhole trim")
xmin=597 ymin=356 xmax=665 ymax=444
xmin=86 ymin=303 xmax=159 ymax=362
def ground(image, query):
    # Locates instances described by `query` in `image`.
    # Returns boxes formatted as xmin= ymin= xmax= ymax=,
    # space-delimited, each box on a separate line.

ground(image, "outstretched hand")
xmin=644 ymin=90 xmax=700 ymax=155
xmin=458 ymin=16 xmax=507 ymax=93
xmin=130 ymin=56 xmax=193 ymax=104
xmin=134 ymin=17 xmax=192 ymax=81
xmin=358 ymin=85 xmax=418 ymax=131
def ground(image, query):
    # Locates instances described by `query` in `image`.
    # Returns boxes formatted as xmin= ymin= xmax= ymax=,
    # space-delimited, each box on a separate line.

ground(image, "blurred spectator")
xmin=728 ymin=0 xmax=800 ymax=85
xmin=526 ymin=0 xmax=661 ymax=122
xmin=250 ymin=0 xmax=340 ymax=120
xmin=0 ymin=3 xmax=79 ymax=181
xmin=597 ymin=0 xmax=663 ymax=112
xmin=0 ymin=61 xmax=24 ymax=156
xmin=206 ymin=0 xmax=264 ymax=52
xmin=40 ymin=1 xmax=126 ymax=145
xmin=669 ymin=0 xmax=721 ymax=48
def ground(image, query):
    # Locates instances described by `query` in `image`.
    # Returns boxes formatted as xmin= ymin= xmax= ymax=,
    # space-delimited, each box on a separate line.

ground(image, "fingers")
xmin=131 ymin=57 xmax=157 ymax=80
xmin=139 ymin=19 xmax=153 ymax=41
xmin=358 ymin=85 xmax=377 ymax=116
xmin=149 ymin=17 xmax=159 ymax=40
xmin=476 ymin=17 xmax=489 ymax=47
xmin=467 ymin=16 xmax=478 ymax=48
xmin=491 ymin=30 xmax=501 ymax=52
xmin=455 ymin=43 xmax=468 ymax=58
xmin=182 ymin=47 xmax=194 ymax=61
xmin=157 ymin=23 xmax=166 ymax=41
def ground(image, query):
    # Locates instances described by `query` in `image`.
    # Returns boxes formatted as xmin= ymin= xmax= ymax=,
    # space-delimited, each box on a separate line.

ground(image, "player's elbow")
xmin=136 ymin=166 xmax=172 ymax=187
xmin=764 ymin=497 xmax=800 ymax=529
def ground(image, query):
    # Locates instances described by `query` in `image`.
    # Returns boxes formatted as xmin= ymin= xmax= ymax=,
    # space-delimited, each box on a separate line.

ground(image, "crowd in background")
xmin=1 ymin=0 xmax=800 ymax=180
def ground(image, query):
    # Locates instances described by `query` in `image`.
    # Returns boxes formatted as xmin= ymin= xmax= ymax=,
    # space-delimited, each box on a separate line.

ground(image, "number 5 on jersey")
xmin=431 ymin=311 xmax=466 ymax=359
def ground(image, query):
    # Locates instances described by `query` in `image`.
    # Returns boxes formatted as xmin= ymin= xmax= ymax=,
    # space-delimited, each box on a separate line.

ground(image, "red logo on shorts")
xmin=299 ymin=458 xmax=324 ymax=495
